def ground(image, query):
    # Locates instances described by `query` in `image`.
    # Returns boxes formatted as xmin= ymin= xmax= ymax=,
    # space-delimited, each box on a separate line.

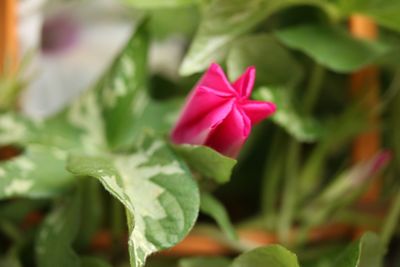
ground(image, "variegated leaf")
xmin=67 ymin=136 xmax=200 ymax=267
xmin=0 ymin=144 xmax=74 ymax=199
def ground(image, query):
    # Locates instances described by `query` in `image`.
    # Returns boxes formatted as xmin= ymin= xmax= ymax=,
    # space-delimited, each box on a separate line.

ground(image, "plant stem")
xmin=261 ymin=129 xmax=285 ymax=229
xmin=381 ymin=190 xmax=400 ymax=248
xmin=278 ymin=139 xmax=301 ymax=244
xmin=304 ymin=63 xmax=325 ymax=114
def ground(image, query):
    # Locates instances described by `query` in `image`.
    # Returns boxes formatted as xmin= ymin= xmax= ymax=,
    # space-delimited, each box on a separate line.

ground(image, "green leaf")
xmin=275 ymin=24 xmax=390 ymax=72
xmin=0 ymin=144 xmax=75 ymax=199
xmin=334 ymin=232 xmax=384 ymax=267
xmin=0 ymin=112 xmax=36 ymax=146
xmin=122 ymin=0 xmax=197 ymax=8
xmin=67 ymin=136 xmax=200 ymax=267
xmin=253 ymin=87 xmax=321 ymax=142
xmin=132 ymin=98 xmax=183 ymax=138
xmin=339 ymin=0 xmax=400 ymax=32
xmin=36 ymin=192 xmax=81 ymax=267
xmin=180 ymin=0 xmax=275 ymax=76
xmin=172 ymin=144 xmax=236 ymax=183
xmin=179 ymin=257 xmax=231 ymax=267
xmin=200 ymin=192 xmax=237 ymax=240
xmin=231 ymin=245 xmax=300 ymax=267
xmin=179 ymin=0 xmax=339 ymax=76
xmin=95 ymin=21 xmax=149 ymax=150
xmin=227 ymin=34 xmax=303 ymax=88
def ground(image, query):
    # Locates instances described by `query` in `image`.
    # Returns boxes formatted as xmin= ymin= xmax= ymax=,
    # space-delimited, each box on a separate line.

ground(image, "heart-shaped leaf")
xmin=67 ymin=136 xmax=200 ymax=267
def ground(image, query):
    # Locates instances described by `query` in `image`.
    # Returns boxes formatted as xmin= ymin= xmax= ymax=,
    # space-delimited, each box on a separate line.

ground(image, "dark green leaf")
xmin=275 ymin=24 xmax=390 ymax=72
xmin=334 ymin=232 xmax=384 ymax=267
xmin=253 ymin=87 xmax=321 ymax=142
xmin=227 ymin=34 xmax=303 ymax=88
xmin=172 ymin=144 xmax=236 ymax=183
xmin=67 ymin=136 xmax=200 ymax=267
xmin=231 ymin=245 xmax=300 ymax=267
xmin=200 ymin=192 xmax=237 ymax=240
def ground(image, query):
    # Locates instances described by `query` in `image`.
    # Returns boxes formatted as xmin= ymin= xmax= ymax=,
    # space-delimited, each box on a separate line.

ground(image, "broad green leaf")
xmin=0 ymin=144 xmax=74 ymax=199
xmin=97 ymin=21 xmax=149 ymax=150
xmin=227 ymin=34 xmax=303 ymax=88
xmin=200 ymin=192 xmax=237 ymax=240
xmin=36 ymin=192 xmax=81 ymax=267
xmin=231 ymin=245 xmax=300 ymax=267
xmin=339 ymin=0 xmax=400 ymax=32
xmin=67 ymin=136 xmax=200 ymax=267
xmin=253 ymin=87 xmax=321 ymax=142
xmin=122 ymin=0 xmax=197 ymax=8
xmin=172 ymin=144 xmax=236 ymax=183
xmin=179 ymin=0 xmax=338 ymax=75
xmin=275 ymin=24 xmax=390 ymax=72
xmin=334 ymin=232 xmax=384 ymax=267
xmin=179 ymin=257 xmax=231 ymax=267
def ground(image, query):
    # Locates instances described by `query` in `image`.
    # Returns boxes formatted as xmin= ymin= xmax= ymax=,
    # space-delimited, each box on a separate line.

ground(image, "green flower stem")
xmin=278 ymin=61 xmax=325 ymax=244
xmin=278 ymin=139 xmax=301 ymax=244
xmin=303 ymin=63 xmax=325 ymax=114
xmin=381 ymin=190 xmax=400 ymax=248
xmin=261 ymin=129 xmax=285 ymax=229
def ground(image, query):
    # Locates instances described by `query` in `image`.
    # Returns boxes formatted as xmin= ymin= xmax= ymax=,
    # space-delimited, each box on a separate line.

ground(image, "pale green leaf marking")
xmin=0 ymin=144 xmax=75 ymax=199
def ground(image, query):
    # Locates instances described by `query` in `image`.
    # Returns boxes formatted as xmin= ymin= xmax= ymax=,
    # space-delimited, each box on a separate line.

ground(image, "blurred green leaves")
xmin=334 ymin=232 xmax=385 ymax=267
xmin=275 ymin=24 xmax=391 ymax=72
xmin=227 ymin=34 xmax=303 ymax=88
xmin=254 ymin=87 xmax=321 ymax=142
xmin=179 ymin=0 xmax=283 ymax=76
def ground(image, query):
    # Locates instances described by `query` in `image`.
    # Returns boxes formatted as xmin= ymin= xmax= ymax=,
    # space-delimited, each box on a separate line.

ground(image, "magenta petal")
xmin=205 ymin=106 xmax=251 ymax=158
xmin=196 ymin=63 xmax=236 ymax=96
xmin=171 ymin=87 xmax=234 ymax=145
xmin=233 ymin=66 xmax=256 ymax=97
xmin=241 ymin=100 xmax=276 ymax=125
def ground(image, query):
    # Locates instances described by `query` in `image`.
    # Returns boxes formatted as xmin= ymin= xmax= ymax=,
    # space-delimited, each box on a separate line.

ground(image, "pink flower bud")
xmin=171 ymin=63 xmax=276 ymax=158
